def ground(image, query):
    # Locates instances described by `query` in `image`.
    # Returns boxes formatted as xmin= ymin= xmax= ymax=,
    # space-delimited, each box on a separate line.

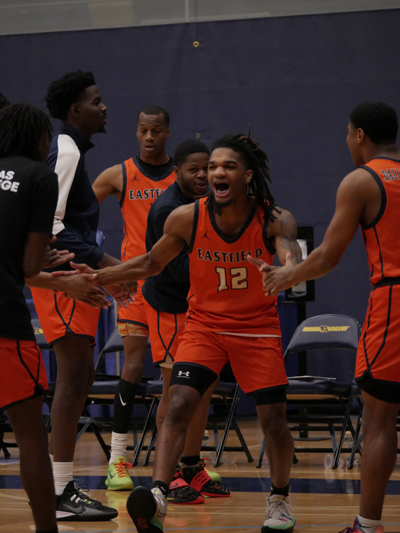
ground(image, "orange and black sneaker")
xmin=180 ymin=459 xmax=231 ymax=498
xmin=168 ymin=467 xmax=205 ymax=504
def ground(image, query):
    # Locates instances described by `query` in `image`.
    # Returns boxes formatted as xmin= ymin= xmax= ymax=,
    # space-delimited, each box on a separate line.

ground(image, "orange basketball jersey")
xmin=186 ymin=198 xmax=281 ymax=335
xmin=361 ymin=157 xmax=400 ymax=285
xmin=120 ymin=156 xmax=176 ymax=260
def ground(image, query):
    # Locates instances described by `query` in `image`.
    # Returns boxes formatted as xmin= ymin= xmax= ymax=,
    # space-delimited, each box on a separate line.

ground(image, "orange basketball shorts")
xmin=144 ymin=299 xmax=186 ymax=368
xmin=31 ymin=287 xmax=100 ymax=347
xmin=174 ymin=328 xmax=288 ymax=395
xmin=0 ymin=338 xmax=48 ymax=410
xmin=356 ymin=284 xmax=400 ymax=402
xmin=118 ymin=280 xmax=149 ymax=337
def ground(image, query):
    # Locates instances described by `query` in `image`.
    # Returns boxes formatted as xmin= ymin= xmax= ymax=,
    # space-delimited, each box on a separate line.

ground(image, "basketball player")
xmin=72 ymin=133 xmax=302 ymax=532
xmin=0 ymin=103 xmax=58 ymax=533
xmin=92 ymin=105 xmax=176 ymax=490
xmin=30 ymin=70 xmax=122 ymax=521
xmin=142 ymin=139 xmax=229 ymax=502
xmin=256 ymin=101 xmax=399 ymax=533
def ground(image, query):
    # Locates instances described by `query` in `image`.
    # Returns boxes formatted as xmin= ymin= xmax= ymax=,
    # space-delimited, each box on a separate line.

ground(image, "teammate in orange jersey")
xmin=79 ymin=133 xmax=302 ymax=533
xmin=256 ymin=101 xmax=400 ymax=533
xmin=93 ymin=106 xmax=176 ymax=490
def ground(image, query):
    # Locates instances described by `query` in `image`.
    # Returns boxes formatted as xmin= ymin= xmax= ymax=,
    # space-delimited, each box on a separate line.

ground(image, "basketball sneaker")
xmin=56 ymin=480 xmax=118 ymax=521
xmin=106 ymin=456 xmax=134 ymax=491
xmin=127 ymin=486 xmax=167 ymax=533
xmin=339 ymin=517 xmax=384 ymax=532
xmin=262 ymin=494 xmax=295 ymax=532
xmin=180 ymin=460 xmax=231 ymax=498
xmin=201 ymin=456 xmax=222 ymax=484
xmin=168 ymin=467 xmax=205 ymax=504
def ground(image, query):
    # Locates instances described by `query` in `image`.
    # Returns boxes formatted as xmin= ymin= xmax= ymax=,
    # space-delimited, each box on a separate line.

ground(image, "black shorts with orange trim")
xmin=356 ymin=284 xmax=400 ymax=404
xmin=31 ymin=287 xmax=100 ymax=347
xmin=0 ymin=338 xmax=48 ymax=410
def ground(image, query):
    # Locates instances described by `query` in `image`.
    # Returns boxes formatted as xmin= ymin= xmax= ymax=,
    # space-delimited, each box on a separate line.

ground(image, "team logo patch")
xmin=177 ymin=370 xmax=190 ymax=378
xmin=33 ymin=327 xmax=44 ymax=335
xmin=302 ymin=325 xmax=351 ymax=333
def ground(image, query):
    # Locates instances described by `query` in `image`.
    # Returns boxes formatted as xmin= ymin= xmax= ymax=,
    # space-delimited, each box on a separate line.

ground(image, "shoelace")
xmin=265 ymin=498 xmax=292 ymax=520
xmin=115 ymin=458 xmax=133 ymax=478
xmin=74 ymin=484 xmax=99 ymax=505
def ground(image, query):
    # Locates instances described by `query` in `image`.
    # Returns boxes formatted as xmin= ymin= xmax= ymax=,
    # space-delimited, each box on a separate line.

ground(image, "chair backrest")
xmin=31 ymin=318 xmax=50 ymax=350
xmin=285 ymin=314 xmax=361 ymax=356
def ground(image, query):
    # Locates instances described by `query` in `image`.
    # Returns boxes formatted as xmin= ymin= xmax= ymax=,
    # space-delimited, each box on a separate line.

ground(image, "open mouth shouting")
xmin=214 ymin=181 xmax=230 ymax=199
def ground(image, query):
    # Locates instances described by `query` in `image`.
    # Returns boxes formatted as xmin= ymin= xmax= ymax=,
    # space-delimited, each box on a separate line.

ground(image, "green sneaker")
xmin=106 ymin=456 xmax=134 ymax=491
xmin=200 ymin=457 xmax=222 ymax=484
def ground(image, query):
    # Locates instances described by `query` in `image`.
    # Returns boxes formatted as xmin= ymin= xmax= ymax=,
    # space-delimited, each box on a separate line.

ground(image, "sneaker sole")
xmin=200 ymin=490 xmax=231 ymax=498
xmin=261 ymin=519 xmax=295 ymax=533
xmin=127 ymin=486 xmax=164 ymax=533
xmin=56 ymin=509 xmax=118 ymax=521
xmin=168 ymin=495 xmax=205 ymax=505
xmin=106 ymin=479 xmax=134 ymax=491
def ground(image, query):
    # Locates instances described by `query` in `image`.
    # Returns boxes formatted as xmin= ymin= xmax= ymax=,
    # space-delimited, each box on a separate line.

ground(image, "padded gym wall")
xmin=1 ymin=9 xmax=399 ymax=378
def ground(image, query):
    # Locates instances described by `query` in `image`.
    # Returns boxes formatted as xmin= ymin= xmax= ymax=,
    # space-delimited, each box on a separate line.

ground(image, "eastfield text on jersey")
xmin=196 ymin=248 xmax=263 ymax=263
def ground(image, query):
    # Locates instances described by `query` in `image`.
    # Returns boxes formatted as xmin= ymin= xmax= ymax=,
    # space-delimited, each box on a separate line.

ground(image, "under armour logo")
xmin=137 ymin=517 xmax=148 ymax=529
xmin=202 ymin=231 xmax=210 ymax=239
xmin=178 ymin=370 xmax=190 ymax=378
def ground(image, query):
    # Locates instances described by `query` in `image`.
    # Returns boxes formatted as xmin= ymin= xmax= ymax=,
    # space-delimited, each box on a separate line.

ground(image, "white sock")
xmin=53 ymin=461 xmax=74 ymax=496
xmin=358 ymin=515 xmax=382 ymax=533
xmin=109 ymin=432 xmax=128 ymax=464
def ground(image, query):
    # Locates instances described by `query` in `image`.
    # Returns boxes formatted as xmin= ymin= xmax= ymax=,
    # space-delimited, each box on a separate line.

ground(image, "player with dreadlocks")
xmin=63 ymin=132 xmax=302 ymax=533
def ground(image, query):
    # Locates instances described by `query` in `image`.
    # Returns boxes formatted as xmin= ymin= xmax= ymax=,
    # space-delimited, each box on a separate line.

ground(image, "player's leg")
xmin=354 ymin=391 xmax=398 ymax=532
xmin=107 ymin=288 xmax=149 ymax=490
xmin=228 ymin=335 xmax=295 ymax=533
xmin=106 ymin=330 xmax=148 ymax=491
xmin=50 ymin=333 xmax=117 ymax=520
xmin=1 ymin=338 xmax=57 ymax=532
xmin=6 ymin=395 xmax=57 ymax=533
xmin=126 ymin=328 xmax=224 ymax=533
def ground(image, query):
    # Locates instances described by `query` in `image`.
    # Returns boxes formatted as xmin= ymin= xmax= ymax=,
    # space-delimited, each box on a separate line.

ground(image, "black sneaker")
xmin=56 ymin=480 xmax=118 ymax=521
xmin=127 ymin=486 xmax=166 ymax=533
xmin=181 ymin=460 xmax=231 ymax=498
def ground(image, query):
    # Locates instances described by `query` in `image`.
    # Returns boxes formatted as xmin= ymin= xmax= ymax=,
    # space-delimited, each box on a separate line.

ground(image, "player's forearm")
xmin=26 ymin=271 xmax=68 ymax=291
xmin=287 ymin=245 xmax=339 ymax=285
xmin=95 ymin=253 xmax=162 ymax=285
xmin=97 ymin=252 xmax=121 ymax=268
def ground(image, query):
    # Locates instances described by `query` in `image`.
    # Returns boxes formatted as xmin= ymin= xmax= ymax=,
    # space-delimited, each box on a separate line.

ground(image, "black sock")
xmin=112 ymin=379 xmax=138 ymax=433
xmin=36 ymin=527 xmax=58 ymax=533
xmin=151 ymin=480 xmax=169 ymax=497
xmin=181 ymin=455 xmax=201 ymax=466
xmin=270 ymin=482 xmax=290 ymax=498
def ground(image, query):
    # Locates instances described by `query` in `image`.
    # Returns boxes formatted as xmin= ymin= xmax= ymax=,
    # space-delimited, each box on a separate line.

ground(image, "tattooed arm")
xmin=270 ymin=208 xmax=302 ymax=266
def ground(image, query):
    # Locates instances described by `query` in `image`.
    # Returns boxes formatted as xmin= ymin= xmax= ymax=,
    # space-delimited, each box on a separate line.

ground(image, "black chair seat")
xmin=287 ymin=378 xmax=351 ymax=396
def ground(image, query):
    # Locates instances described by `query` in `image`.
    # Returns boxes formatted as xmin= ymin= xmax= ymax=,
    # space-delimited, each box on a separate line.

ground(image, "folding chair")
xmin=257 ymin=314 xmax=362 ymax=469
xmin=134 ymin=380 xmax=254 ymax=467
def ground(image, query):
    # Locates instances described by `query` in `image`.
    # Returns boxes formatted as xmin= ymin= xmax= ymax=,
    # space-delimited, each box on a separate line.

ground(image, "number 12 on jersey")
xmin=216 ymin=267 xmax=248 ymax=291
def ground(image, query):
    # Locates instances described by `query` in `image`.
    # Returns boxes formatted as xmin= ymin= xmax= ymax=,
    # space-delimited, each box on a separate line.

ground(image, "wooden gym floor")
xmin=1 ymin=419 xmax=400 ymax=533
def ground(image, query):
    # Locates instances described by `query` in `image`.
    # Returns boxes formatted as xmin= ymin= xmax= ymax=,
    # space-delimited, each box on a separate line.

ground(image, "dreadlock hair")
xmin=0 ymin=103 xmax=53 ymax=161
xmin=45 ymin=70 xmax=96 ymax=120
xmin=350 ymin=101 xmax=398 ymax=144
xmin=174 ymin=139 xmax=210 ymax=168
xmin=206 ymin=133 xmax=278 ymax=221
xmin=137 ymin=105 xmax=170 ymax=127
xmin=0 ymin=91 xmax=11 ymax=112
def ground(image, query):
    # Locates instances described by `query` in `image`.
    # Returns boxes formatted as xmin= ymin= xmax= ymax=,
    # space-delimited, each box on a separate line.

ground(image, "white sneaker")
xmin=151 ymin=487 xmax=167 ymax=524
xmin=262 ymin=494 xmax=295 ymax=532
